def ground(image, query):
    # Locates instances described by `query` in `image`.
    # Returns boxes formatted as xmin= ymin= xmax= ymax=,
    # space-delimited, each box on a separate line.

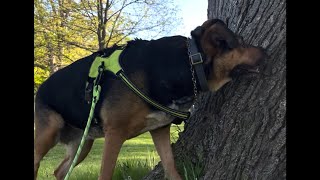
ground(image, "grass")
xmin=37 ymin=125 xmax=186 ymax=180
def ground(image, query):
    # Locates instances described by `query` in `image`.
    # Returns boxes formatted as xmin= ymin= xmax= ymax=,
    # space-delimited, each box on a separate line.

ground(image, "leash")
xmin=63 ymin=64 xmax=104 ymax=180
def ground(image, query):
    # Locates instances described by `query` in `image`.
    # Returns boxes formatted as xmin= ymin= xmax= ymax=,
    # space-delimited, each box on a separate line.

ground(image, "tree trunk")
xmin=144 ymin=0 xmax=286 ymax=179
xmin=47 ymin=41 xmax=57 ymax=75
xmin=97 ymin=0 xmax=106 ymax=50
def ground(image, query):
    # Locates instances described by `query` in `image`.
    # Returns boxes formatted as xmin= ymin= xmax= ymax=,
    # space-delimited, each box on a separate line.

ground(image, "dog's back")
xmin=35 ymin=44 xmax=124 ymax=126
xmin=35 ymin=36 xmax=192 ymax=129
xmin=35 ymin=54 xmax=91 ymax=125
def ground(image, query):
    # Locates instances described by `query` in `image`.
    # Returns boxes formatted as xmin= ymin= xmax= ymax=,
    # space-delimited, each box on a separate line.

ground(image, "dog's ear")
xmin=208 ymin=19 xmax=226 ymax=26
xmin=201 ymin=34 xmax=231 ymax=65
xmin=210 ymin=33 xmax=239 ymax=52
xmin=197 ymin=18 xmax=236 ymax=64
xmin=191 ymin=19 xmax=226 ymax=39
xmin=191 ymin=26 xmax=204 ymax=38
xmin=202 ymin=19 xmax=227 ymax=29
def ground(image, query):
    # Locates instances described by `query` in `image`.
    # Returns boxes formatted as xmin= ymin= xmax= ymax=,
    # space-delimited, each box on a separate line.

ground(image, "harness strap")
xmin=117 ymin=70 xmax=190 ymax=119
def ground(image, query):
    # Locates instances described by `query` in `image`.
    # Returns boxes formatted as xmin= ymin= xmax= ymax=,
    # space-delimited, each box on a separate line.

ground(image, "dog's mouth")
xmin=230 ymin=64 xmax=260 ymax=77
xmin=246 ymin=66 xmax=260 ymax=73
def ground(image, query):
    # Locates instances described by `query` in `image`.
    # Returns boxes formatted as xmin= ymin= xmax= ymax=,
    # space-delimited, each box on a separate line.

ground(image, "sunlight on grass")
xmin=37 ymin=124 xmax=184 ymax=180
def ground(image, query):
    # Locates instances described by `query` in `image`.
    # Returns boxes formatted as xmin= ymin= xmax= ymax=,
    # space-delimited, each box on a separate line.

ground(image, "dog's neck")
xmin=116 ymin=36 xmax=210 ymax=109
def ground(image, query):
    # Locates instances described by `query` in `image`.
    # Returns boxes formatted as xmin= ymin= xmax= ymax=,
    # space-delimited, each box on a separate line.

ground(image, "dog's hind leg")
xmin=53 ymin=138 xmax=94 ymax=180
xmin=34 ymin=107 xmax=64 ymax=180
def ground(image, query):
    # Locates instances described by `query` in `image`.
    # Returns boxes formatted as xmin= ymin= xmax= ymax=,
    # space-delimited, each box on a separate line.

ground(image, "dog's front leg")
xmin=99 ymin=129 xmax=126 ymax=180
xmin=150 ymin=125 xmax=182 ymax=180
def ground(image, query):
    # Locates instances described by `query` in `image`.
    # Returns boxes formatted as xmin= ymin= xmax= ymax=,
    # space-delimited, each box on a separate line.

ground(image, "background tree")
xmin=144 ymin=0 xmax=286 ymax=179
xmin=34 ymin=0 xmax=181 ymax=93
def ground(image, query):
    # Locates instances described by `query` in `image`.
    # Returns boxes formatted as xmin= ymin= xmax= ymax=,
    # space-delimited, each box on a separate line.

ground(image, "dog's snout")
xmin=256 ymin=47 xmax=267 ymax=65
xmin=246 ymin=46 xmax=267 ymax=66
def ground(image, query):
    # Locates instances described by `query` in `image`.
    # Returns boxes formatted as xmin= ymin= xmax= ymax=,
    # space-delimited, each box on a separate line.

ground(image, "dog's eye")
xmin=217 ymin=39 xmax=232 ymax=51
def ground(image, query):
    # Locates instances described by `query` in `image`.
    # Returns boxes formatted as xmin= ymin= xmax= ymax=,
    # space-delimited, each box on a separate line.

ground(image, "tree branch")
xmin=106 ymin=0 xmax=125 ymax=47
xmin=65 ymin=41 xmax=97 ymax=52
xmin=34 ymin=63 xmax=47 ymax=70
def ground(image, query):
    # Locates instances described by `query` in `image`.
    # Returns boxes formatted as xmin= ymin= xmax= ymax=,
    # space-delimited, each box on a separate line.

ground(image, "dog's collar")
xmin=187 ymin=38 xmax=209 ymax=92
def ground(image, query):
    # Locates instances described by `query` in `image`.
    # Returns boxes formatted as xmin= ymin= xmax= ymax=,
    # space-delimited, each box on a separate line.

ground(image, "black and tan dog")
xmin=34 ymin=19 xmax=265 ymax=180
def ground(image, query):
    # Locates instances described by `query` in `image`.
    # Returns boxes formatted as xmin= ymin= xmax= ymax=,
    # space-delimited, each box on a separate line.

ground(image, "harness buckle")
xmin=189 ymin=53 xmax=203 ymax=65
xmin=85 ymin=82 xmax=94 ymax=104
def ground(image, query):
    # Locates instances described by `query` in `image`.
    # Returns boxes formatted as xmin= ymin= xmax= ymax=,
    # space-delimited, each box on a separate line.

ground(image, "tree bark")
xmin=144 ymin=0 xmax=286 ymax=179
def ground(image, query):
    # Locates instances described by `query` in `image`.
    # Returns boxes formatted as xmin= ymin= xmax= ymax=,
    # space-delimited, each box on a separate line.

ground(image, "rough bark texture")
xmin=144 ymin=0 xmax=286 ymax=179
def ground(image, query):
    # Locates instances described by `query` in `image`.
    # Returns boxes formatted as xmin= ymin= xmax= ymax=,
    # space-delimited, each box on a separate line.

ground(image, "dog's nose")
xmin=254 ymin=46 xmax=268 ymax=65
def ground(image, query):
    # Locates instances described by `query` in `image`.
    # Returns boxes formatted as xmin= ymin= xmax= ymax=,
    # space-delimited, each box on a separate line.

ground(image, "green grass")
xmin=37 ymin=125 xmax=185 ymax=180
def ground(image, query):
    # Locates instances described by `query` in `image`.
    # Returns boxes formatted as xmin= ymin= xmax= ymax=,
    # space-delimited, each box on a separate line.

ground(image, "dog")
xmin=34 ymin=19 xmax=265 ymax=180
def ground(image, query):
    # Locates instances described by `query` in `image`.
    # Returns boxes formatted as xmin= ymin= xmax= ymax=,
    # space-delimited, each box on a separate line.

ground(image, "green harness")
xmin=87 ymin=49 xmax=190 ymax=119
xmin=88 ymin=50 xmax=123 ymax=77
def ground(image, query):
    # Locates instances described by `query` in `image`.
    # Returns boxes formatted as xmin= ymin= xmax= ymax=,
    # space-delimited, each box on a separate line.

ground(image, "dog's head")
xmin=191 ymin=19 xmax=266 ymax=91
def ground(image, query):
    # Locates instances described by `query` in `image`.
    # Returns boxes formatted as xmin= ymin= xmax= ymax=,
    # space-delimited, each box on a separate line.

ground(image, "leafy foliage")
xmin=34 ymin=0 xmax=181 ymax=94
